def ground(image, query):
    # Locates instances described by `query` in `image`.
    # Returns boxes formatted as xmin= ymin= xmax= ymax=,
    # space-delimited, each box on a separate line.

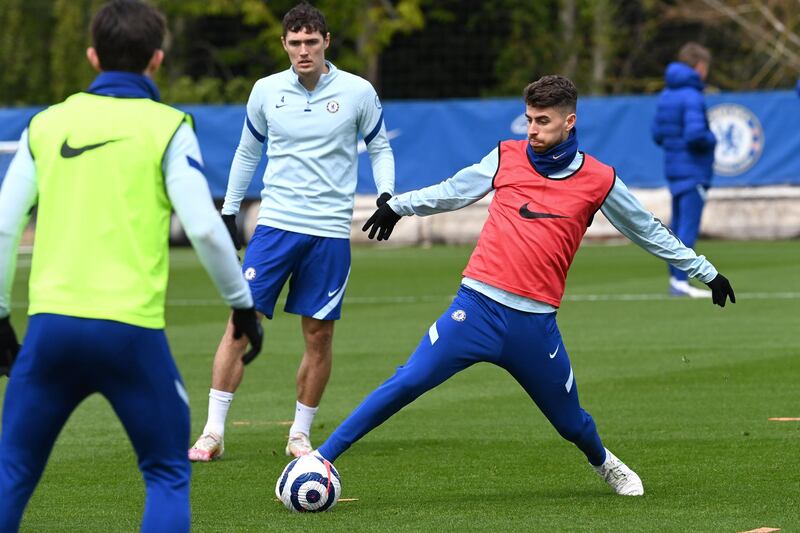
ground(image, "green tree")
xmin=0 ymin=0 xmax=52 ymax=105
xmin=50 ymin=0 xmax=99 ymax=102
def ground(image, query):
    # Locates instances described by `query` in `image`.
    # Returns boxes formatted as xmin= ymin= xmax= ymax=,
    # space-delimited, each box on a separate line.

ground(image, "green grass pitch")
xmin=3 ymin=239 xmax=799 ymax=532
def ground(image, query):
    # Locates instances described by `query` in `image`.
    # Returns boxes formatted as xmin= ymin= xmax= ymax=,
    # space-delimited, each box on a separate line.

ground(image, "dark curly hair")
xmin=282 ymin=2 xmax=328 ymax=37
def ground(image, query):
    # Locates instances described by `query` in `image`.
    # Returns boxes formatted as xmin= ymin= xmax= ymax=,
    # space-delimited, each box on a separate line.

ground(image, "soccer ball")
xmin=275 ymin=454 xmax=342 ymax=512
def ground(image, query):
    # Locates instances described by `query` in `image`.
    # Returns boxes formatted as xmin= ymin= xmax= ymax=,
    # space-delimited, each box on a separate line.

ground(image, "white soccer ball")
xmin=275 ymin=454 xmax=342 ymax=513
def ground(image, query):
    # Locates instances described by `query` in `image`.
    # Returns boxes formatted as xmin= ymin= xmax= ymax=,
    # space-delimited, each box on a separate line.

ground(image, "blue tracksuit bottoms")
xmin=318 ymin=286 xmax=605 ymax=466
xmin=0 ymin=314 xmax=191 ymax=532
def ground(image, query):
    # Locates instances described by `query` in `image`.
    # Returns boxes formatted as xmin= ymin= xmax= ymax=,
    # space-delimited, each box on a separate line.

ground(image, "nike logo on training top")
xmin=60 ymin=138 xmax=121 ymax=158
xmin=519 ymin=203 xmax=568 ymax=219
xmin=549 ymin=344 xmax=560 ymax=359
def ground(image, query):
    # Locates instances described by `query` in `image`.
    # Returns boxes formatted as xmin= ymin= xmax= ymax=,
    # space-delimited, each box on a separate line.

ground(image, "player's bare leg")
xmin=210 ymin=314 xmax=256 ymax=392
xmin=189 ymin=312 xmax=264 ymax=462
xmin=286 ymin=316 xmax=334 ymax=457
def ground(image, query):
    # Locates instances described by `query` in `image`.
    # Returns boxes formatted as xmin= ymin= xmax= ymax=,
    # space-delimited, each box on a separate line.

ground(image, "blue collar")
xmin=87 ymin=71 xmax=161 ymax=101
xmin=527 ymin=129 xmax=579 ymax=177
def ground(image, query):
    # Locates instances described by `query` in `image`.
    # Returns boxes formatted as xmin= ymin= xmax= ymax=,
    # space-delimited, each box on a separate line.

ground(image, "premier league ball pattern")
xmin=276 ymin=454 xmax=342 ymax=513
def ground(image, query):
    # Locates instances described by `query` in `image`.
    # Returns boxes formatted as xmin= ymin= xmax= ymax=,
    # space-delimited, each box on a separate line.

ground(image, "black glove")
xmin=705 ymin=273 xmax=736 ymax=308
xmin=221 ymin=214 xmax=242 ymax=251
xmin=0 ymin=316 xmax=20 ymax=377
xmin=231 ymin=307 xmax=263 ymax=364
xmin=376 ymin=192 xmax=392 ymax=207
xmin=362 ymin=203 xmax=401 ymax=241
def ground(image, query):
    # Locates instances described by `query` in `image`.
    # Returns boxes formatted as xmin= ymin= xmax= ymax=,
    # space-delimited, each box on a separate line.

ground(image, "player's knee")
xmin=303 ymin=332 xmax=333 ymax=363
xmin=389 ymin=368 xmax=431 ymax=400
xmin=223 ymin=322 xmax=252 ymax=350
xmin=306 ymin=328 xmax=333 ymax=351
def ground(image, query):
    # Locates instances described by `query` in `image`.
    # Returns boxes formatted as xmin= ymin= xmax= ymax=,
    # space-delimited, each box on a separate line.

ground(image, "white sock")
xmin=289 ymin=401 xmax=318 ymax=438
xmin=203 ymin=388 xmax=234 ymax=437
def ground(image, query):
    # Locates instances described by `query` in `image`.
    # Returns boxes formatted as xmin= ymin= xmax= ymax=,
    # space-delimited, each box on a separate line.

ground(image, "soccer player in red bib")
xmin=313 ymin=76 xmax=735 ymax=497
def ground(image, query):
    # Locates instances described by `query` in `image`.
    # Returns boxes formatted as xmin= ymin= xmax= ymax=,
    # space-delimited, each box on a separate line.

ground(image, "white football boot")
xmin=669 ymin=277 xmax=712 ymax=298
xmin=188 ymin=432 xmax=224 ymax=462
xmin=593 ymin=448 xmax=644 ymax=496
xmin=285 ymin=432 xmax=313 ymax=457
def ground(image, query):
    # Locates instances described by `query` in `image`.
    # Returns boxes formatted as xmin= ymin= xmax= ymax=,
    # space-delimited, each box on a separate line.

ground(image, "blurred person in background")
xmin=652 ymin=42 xmax=717 ymax=298
xmin=189 ymin=1 xmax=395 ymax=462
xmin=0 ymin=0 xmax=261 ymax=531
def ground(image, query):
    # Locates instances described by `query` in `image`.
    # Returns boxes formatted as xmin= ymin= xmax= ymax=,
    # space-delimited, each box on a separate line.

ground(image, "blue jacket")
xmin=651 ymin=62 xmax=717 ymax=194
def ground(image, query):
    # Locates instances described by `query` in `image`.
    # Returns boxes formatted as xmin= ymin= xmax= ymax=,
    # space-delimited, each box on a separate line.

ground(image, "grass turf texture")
xmin=3 ymin=239 xmax=799 ymax=532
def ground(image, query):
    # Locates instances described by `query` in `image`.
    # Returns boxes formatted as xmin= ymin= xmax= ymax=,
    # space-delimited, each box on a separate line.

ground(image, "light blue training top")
xmin=389 ymin=149 xmax=718 ymax=313
xmin=222 ymin=62 xmax=395 ymax=239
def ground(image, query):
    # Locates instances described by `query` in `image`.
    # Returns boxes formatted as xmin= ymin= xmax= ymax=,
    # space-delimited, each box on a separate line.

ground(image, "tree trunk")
xmin=591 ymin=0 xmax=613 ymax=94
xmin=559 ymin=0 xmax=577 ymax=79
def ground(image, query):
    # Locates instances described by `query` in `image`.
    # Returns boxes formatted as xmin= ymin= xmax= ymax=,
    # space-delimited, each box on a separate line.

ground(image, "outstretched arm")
xmin=389 ymin=147 xmax=498 ymax=216
xmin=600 ymin=176 xmax=734 ymax=306
xmin=362 ymin=147 xmax=498 ymax=241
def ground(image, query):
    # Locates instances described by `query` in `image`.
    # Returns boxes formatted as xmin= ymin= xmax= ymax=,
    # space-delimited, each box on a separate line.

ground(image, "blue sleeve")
xmin=600 ymin=176 xmax=717 ymax=283
xmin=683 ymin=91 xmax=716 ymax=151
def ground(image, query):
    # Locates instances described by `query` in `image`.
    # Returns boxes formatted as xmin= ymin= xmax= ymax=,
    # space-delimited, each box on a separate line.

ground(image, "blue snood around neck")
xmin=527 ymin=128 xmax=578 ymax=177
xmin=87 ymin=71 xmax=161 ymax=101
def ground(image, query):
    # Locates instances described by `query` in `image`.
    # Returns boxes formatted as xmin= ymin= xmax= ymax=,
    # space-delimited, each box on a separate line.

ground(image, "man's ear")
xmin=144 ymin=49 xmax=164 ymax=77
xmin=565 ymin=112 xmax=577 ymax=131
xmin=86 ymin=47 xmax=102 ymax=72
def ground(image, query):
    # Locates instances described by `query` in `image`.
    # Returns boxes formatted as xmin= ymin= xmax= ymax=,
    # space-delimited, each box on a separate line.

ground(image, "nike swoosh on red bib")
xmin=518 ymin=203 xmax=569 ymax=219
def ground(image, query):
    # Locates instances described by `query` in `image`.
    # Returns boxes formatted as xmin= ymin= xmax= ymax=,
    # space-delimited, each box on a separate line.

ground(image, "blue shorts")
xmin=242 ymin=225 xmax=351 ymax=321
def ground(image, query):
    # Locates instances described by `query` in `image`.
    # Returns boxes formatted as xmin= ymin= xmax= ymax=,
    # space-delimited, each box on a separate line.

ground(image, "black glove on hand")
xmin=0 ymin=316 xmax=20 ymax=377
xmin=705 ymin=273 xmax=736 ymax=308
xmin=231 ymin=307 xmax=263 ymax=364
xmin=221 ymin=214 xmax=242 ymax=251
xmin=376 ymin=192 xmax=392 ymax=207
xmin=362 ymin=203 xmax=401 ymax=241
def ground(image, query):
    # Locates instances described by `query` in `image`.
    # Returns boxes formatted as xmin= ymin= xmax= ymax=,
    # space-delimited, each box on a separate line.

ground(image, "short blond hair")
xmin=678 ymin=42 xmax=711 ymax=67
